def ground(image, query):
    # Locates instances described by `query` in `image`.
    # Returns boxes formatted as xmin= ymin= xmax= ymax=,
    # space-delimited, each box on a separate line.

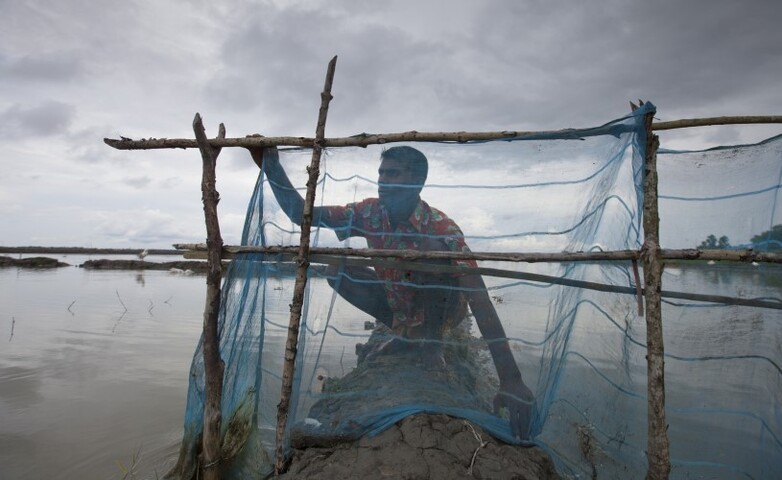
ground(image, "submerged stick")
xmin=193 ymin=113 xmax=226 ymax=480
xmin=275 ymin=55 xmax=338 ymax=475
xmin=115 ymin=289 xmax=128 ymax=312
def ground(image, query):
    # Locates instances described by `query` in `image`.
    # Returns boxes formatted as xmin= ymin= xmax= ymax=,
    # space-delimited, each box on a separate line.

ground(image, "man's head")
xmin=380 ymin=146 xmax=428 ymax=183
xmin=377 ymin=146 xmax=428 ymax=215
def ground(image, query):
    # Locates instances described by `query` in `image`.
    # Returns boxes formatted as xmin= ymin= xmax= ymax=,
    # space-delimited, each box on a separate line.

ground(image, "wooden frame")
xmin=105 ymin=59 xmax=782 ymax=479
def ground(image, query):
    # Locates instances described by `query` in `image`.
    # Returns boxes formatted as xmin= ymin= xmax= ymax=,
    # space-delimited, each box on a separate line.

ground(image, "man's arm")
xmin=248 ymin=146 xmax=344 ymax=229
xmin=248 ymin=146 xmax=307 ymax=224
xmin=460 ymin=273 xmax=534 ymax=440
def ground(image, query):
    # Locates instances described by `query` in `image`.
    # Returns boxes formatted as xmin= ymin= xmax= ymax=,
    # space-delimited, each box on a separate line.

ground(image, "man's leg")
xmin=326 ymin=263 xmax=393 ymax=328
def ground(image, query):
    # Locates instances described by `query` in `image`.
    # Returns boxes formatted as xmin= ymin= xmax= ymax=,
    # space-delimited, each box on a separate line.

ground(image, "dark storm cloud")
xmin=0 ymin=100 xmax=75 ymax=137
xmin=204 ymin=0 xmax=781 ymax=138
xmin=462 ymin=0 xmax=782 ymax=126
xmin=202 ymin=5 xmax=452 ymax=135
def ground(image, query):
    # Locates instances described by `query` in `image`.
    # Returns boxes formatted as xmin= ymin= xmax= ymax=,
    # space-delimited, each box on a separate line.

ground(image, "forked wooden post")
xmin=640 ymin=106 xmax=671 ymax=479
xmin=193 ymin=114 xmax=226 ymax=480
xmin=274 ymin=55 xmax=338 ymax=475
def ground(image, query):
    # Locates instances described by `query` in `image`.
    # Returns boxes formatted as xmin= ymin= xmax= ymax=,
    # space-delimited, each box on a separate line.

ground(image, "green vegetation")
xmin=697 ymin=224 xmax=782 ymax=251
xmin=750 ymin=224 xmax=782 ymax=251
xmin=698 ymin=234 xmax=731 ymax=249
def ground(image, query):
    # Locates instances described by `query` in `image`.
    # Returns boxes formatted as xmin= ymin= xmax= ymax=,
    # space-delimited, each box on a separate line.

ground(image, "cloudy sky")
xmin=1 ymin=0 xmax=780 ymax=249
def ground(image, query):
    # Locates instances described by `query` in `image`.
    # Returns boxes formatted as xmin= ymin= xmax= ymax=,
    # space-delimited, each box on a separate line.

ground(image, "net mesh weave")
xmin=172 ymin=103 xmax=782 ymax=479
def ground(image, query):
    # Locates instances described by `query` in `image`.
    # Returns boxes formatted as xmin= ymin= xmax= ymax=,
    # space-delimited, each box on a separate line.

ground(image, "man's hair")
xmin=381 ymin=146 xmax=428 ymax=183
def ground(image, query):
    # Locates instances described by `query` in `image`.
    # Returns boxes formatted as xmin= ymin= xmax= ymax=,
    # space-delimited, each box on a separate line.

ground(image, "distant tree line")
xmin=697 ymin=224 xmax=782 ymax=251
xmin=698 ymin=234 xmax=731 ymax=249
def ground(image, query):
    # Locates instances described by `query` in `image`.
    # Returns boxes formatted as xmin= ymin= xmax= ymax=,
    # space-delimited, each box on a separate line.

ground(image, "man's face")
xmin=377 ymin=157 xmax=423 ymax=212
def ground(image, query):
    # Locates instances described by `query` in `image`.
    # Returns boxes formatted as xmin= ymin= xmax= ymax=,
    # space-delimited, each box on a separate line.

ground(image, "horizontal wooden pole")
xmin=652 ymin=115 xmax=782 ymax=131
xmin=104 ymin=136 xmax=315 ymax=150
xmin=180 ymin=249 xmax=782 ymax=310
xmin=105 ymin=116 xmax=781 ymax=151
xmin=104 ymin=128 xmax=580 ymax=150
xmin=173 ymin=243 xmax=782 ymax=265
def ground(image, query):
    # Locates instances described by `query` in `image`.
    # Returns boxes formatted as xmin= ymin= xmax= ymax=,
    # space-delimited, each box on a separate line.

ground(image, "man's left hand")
xmin=493 ymin=377 xmax=535 ymax=441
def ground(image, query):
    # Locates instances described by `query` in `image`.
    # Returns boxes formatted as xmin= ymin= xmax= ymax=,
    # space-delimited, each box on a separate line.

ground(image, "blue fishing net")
xmin=168 ymin=103 xmax=782 ymax=479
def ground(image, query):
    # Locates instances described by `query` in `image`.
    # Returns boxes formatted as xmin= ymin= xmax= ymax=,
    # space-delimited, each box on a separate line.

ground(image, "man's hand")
xmin=494 ymin=377 xmax=535 ymax=441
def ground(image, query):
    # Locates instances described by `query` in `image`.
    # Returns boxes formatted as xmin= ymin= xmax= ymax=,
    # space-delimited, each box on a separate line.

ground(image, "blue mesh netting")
xmin=168 ymin=104 xmax=782 ymax=479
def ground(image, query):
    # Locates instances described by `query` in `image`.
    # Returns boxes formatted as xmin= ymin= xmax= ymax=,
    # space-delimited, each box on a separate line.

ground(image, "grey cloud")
xmin=203 ymin=5 xmax=450 ymax=135
xmin=0 ymin=100 xmax=75 ymax=137
xmin=159 ymin=177 xmax=182 ymax=189
xmin=123 ymin=176 xmax=152 ymax=188
xmin=0 ymin=53 xmax=83 ymax=82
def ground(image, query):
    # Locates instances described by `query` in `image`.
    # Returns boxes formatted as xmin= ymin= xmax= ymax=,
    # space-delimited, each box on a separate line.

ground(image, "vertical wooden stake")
xmin=193 ymin=114 xmax=226 ymax=480
xmin=640 ymin=106 xmax=671 ymax=480
xmin=274 ymin=55 xmax=338 ymax=475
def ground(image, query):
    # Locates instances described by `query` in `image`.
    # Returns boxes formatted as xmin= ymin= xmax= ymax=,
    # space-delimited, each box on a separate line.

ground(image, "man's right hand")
xmin=494 ymin=377 xmax=535 ymax=441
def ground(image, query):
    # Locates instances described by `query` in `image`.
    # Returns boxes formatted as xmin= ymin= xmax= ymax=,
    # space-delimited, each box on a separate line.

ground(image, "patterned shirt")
xmin=324 ymin=198 xmax=477 ymax=337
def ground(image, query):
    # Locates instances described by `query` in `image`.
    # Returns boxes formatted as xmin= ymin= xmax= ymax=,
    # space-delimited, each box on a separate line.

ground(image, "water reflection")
xmin=0 ymin=258 xmax=207 ymax=479
xmin=0 ymin=257 xmax=780 ymax=479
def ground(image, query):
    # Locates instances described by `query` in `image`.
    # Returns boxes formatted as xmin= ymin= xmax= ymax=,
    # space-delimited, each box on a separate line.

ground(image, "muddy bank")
xmin=280 ymin=413 xmax=559 ymax=480
xmin=79 ymin=259 xmax=211 ymax=272
xmin=0 ymin=255 xmax=69 ymax=268
xmin=0 ymin=246 xmax=180 ymax=255
xmin=278 ymin=323 xmax=559 ymax=479
xmin=0 ymin=254 xmax=213 ymax=272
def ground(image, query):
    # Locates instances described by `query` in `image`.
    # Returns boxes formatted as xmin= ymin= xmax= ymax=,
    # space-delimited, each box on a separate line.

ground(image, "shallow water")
xmin=1 ymin=256 xmax=780 ymax=479
xmin=1 ymin=255 xmax=206 ymax=479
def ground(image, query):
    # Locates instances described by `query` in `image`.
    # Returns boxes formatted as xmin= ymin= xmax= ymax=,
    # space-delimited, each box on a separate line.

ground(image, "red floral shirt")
xmin=324 ymin=198 xmax=476 ymax=337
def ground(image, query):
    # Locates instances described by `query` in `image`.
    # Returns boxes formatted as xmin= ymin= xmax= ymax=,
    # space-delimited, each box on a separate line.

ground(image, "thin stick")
xmin=640 ymin=106 xmax=671 ymax=480
xmin=103 ymin=116 xmax=782 ymax=150
xmin=173 ymin=243 xmax=782 ymax=265
xmin=632 ymin=259 xmax=644 ymax=316
xmin=274 ymin=55 xmax=338 ymax=475
xmin=193 ymin=113 xmax=226 ymax=480
xmin=115 ymin=289 xmax=128 ymax=312
xmin=464 ymin=421 xmax=488 ymax=475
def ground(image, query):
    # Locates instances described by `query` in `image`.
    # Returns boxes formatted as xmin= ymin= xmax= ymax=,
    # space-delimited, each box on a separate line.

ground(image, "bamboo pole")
xmin=104 ymin=115 xmax=782 ymax=150
xmin=274 ymin=55 xmax=338 ymax=475
xmin=640 ymin=107 xmax=671 ymax=479
xmin=193 ymin=114 xmax=226 ymax=480
xmin=173 ymin=243 xmax=782 ymax=265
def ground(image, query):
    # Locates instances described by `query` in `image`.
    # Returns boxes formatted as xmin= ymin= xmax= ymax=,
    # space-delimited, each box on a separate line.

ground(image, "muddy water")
xmin=1 ymin=256 xmax=780 ymax=479
xmin=1 ymin=256 xmax=207 ymax=479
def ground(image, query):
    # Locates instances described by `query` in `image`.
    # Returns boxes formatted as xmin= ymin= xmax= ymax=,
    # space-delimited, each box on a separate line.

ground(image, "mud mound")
xmin=280 ymin=413 xmax=559 ymax=479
